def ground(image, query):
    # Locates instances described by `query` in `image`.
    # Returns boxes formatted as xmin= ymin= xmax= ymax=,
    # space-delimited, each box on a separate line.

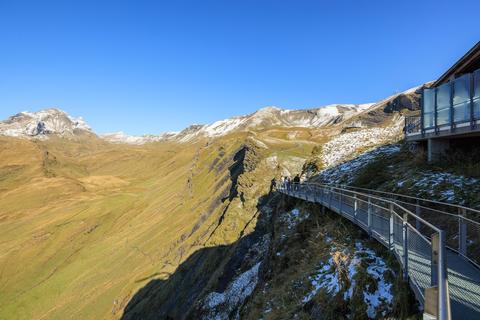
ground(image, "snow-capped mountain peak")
xmin=0 ymin=108 xmax=92 ymax=139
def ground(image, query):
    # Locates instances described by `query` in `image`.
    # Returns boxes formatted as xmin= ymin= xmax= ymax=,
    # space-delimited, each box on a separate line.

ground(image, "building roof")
xmin=433 ymin=41 xmax=480 ymax=87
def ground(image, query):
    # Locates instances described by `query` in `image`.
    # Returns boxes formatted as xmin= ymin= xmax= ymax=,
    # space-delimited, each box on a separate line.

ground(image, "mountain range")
xmin=0 ymin=98 xmax=406 ymax=144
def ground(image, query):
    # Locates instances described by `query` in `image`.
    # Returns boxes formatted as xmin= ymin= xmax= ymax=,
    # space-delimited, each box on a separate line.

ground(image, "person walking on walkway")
xmin=293 ymin=175 xmax=300 ymax=191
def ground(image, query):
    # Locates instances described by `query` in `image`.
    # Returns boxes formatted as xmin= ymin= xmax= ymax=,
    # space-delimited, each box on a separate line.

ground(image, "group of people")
xmin=271 ymin=175 xmax=301 ymax=192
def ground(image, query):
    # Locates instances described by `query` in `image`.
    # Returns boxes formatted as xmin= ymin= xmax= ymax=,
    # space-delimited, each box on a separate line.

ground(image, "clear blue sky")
xmin=0 ymin=0 xmax=478 ymax=135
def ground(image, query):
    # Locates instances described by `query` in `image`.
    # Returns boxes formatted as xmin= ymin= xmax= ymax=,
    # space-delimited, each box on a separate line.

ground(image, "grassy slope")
xmin=0 ymin=128 xmax=318 ymax=320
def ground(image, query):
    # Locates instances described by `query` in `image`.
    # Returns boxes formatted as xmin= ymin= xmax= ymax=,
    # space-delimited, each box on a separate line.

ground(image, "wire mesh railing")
xmin=278 ymin=182 xmax=451 ymax=320
xmin=324 ymin=183 xmax=480 ymax=269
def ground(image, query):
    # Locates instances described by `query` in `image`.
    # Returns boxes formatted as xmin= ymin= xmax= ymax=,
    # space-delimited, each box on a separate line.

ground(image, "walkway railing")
xmin=324 ymin=183 xmax=480 ymax=269
xmin=278 ymin=182 xmax=451 ymax=320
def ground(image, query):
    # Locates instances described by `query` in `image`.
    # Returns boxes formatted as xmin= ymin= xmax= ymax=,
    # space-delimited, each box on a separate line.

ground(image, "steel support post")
xmin=353 ymin=194 xmax=358 ymax=222
xmin=437 ymin=230 xmax=451 ymax=320
xmin=403 ymin=212 xmax=409 ymax=280
xmin=458 ymin=207 xmax=467 ymax=257
xmin=415 ymin=199 xmax=421 ymax=231
xmin=367 ymin=198 xmax=372 ymax=235
xmin=389 ymin=203 xmax=394 ymax=251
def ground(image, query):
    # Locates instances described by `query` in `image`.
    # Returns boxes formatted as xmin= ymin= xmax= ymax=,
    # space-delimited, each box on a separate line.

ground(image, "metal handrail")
xmin=278 ymin=182 xmax=451 ymax=320
xmin=311 ymin=182 xmax=480 ymax=270
xmin=324 ymin=183 xmax=480 ymax=216
xmin=307 ymin=183 xmax=442 ymax=232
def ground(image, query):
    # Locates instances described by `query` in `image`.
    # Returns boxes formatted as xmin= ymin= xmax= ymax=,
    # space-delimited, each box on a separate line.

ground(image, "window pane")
xmin=423 ymin=112 xmax=434 ymax=128
xmin=453 ymin=101 xmax=470 ymax=123
xmin=475 ymin=69 xmax=480 ymax=99
xmin=437 ymin=83 xmax=451 ymax=110
xmin=437 ymin=108 xmax=450 ymax=125
xmin=423 ymin=88 xmax=435 ymax=112
xmin=474 ymin=99 xmax=480 ymax=119
xmin=453 ymin=74 xmax=471 ymax=105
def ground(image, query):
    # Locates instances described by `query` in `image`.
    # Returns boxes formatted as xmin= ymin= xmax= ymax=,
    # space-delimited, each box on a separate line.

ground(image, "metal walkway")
xmin=278 ymin=183 xmax=480 ymax=320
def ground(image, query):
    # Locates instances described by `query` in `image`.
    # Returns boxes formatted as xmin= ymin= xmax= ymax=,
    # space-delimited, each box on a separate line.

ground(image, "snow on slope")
xmin=321 ymin=126 xmax=402 ymax=169
xmin=202 ymin=263 xmax=262 ymax=320
xmin=317 ymin=144 xmax=402 ymax=185
xmin=302 ymin=241 xmax=394 ymax=318
xmin=0 ymin=108 xmax=92 ymax=138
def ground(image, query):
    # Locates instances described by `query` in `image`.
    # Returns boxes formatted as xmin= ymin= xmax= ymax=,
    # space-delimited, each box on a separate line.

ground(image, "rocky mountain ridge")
xmin=0 ymin=101 xmax=394 ymax=144
xmin=0 ymin=108 xmax=92 ymax=138
xmin=0 ymin=83 xmax=423 ymax=144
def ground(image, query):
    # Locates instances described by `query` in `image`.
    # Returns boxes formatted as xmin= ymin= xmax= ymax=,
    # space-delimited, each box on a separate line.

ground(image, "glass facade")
xmin=423 ymin=88 xmax=435 ymax=128
xmin=475 ymin=69 xmax=480 ymax=119
xmin=453 ymin=75 xmax=471 ymax=123
xmin=421 ymin=68 xmax=480 ymax=130
xmin=436 ymin=83 xmax=451 ymax=125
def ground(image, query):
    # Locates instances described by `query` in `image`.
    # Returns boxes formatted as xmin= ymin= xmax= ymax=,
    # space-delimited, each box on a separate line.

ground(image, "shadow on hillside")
xmin=120 ymin=192 xmax=277 ymax=320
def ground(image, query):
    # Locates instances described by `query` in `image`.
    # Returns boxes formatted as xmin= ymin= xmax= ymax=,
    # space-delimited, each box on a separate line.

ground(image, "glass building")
xmin=405 ymin=42 xmax=480 ymax=161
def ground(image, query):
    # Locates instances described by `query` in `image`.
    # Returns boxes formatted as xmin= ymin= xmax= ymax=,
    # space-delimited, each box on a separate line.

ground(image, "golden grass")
xmin=0 ymin=128 xmax=319 ymax=319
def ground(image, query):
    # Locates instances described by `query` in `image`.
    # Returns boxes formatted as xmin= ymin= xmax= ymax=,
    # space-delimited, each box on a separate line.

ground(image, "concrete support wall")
xmin=428 ymin=138 xmax=450 ymax=162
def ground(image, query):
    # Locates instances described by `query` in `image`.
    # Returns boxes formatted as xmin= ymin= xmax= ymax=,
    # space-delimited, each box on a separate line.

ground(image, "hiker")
xmin=270 ymin=177 xmax=277 ymax=193
xmin=293 ymin=175 xmax=300 ymax=191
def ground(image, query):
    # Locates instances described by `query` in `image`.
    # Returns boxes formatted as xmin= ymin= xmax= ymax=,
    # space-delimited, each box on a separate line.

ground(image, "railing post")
xmin=458 ymin=207 xmax=467 ymax=257
xmin=389 ymin=203 xmax=394 ymax=251
xmin=431 ymin=233 xmax=439 ymax=287
xmin=415 ymin=199 xmax=421 ymax=231
xmin=437 ymin=230 xmax=451 ymax=320
xmin=339 ymin=189 xmax=343 ymax=212
xmin=329 ymin=187 xmax=333 ymax=209
xmin=367 ymin=197 xmax=372 ymax=235
xmin=403 ymin=212 xmax=409 ymax=280
xmin=353 ymin=193 xmax=356 ymax=217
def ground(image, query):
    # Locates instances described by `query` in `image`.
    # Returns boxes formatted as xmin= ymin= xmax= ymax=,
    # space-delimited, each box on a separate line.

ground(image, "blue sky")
xmin=0 ymin=0 xmax=478 ymax=135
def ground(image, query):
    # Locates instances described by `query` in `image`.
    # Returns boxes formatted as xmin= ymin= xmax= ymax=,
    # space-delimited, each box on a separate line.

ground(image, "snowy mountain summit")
xmin=0 ymin=108 xmax=92 ymax=138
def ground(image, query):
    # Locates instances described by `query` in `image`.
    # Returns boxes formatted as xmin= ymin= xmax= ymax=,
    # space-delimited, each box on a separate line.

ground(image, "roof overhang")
xmin=433 ymin=41 xmax=480 ymax=87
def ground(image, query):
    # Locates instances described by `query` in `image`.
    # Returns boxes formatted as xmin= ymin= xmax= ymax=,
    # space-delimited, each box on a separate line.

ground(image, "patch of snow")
xmin=281 ymin=208 xmax=309 ymax=230
xmin=303 ymin=257 xmax=341 ymax=303
xmin=321 ymin=127 xmax=402 ymax=169
xmin=318 ymin=144 xmax=401 ymax=185
xmin=302 ymin=241 xmax=394 ymax=318
xmin=202 ymin=262 xmax=262 ymax=320
xmin=407 ymin=172 xmax=480 ymax=205
xmin=355 ymin=242 xmax=393 ymax=318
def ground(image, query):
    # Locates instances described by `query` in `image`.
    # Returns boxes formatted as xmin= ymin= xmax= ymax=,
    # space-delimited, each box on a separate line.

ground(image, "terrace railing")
xmin=405 ymin=115 xmax=421 ymax=135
